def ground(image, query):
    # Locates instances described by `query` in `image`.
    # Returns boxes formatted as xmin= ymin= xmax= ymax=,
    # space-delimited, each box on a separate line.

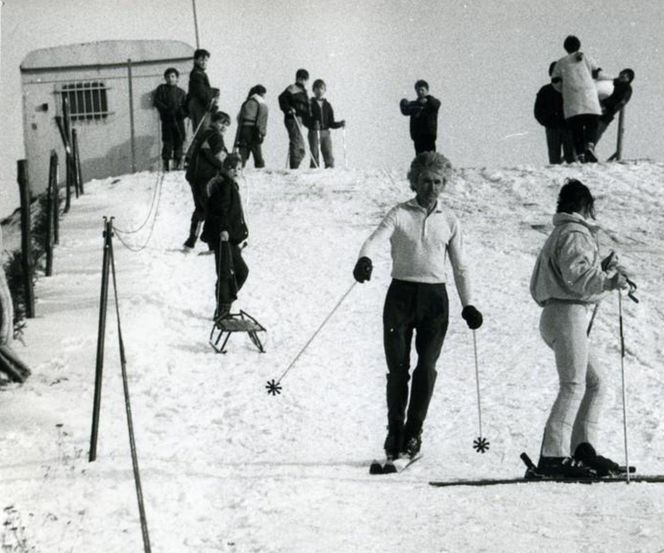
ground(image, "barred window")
xmin=60 ymin=81 xmax=109 ymax=121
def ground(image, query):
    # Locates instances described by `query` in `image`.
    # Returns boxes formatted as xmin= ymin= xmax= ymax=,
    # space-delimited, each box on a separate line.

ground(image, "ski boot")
xmin=574 ymin=442 xmax=621 ymax=477
xmin=401 ymin=422 xmax=422 ymax=459
xmin=533 ymin=456 xmax=598 ymax=479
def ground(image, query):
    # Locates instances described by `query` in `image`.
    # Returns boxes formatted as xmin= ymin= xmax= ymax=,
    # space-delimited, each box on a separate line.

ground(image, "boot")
xmin=401 ymin=420 xmax=423 ymax=459
xmin=536 ymin=456 xmax=597 ymax=478
xmin=573 ymin=442 xmax=620 ymax=476
xmin=584 ymin=143 xmax=598 ymax=163
xmin=162 ymin=159 xmax=170 ymax=172
xmin=183 ymin=219 xmax=200 ymax=249
xmin=383 ymin=423 xmax=404 ymax=460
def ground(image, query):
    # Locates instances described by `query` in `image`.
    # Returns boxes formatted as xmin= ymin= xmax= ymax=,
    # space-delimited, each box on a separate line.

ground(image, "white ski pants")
xmin=539 ymin=301 xmax=606 ymax=457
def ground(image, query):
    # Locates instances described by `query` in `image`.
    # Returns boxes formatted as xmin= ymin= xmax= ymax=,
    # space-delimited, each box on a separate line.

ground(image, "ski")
xmin=429 ymin=473 xmax=664 ymax=488
xmin=369 ymin=454 xmax=422 ymax=475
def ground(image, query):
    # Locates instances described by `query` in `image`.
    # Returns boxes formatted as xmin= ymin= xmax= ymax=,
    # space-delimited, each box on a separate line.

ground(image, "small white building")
xmin=21 ymin=39 xmax=194 ymax=194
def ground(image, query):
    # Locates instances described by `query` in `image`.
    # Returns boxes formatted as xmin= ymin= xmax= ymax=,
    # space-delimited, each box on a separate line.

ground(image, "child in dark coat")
xmin=400 ymin=80 xmax=441 ymax=154
xmin=306 ymin=79 xmax=345 ymax=168
xmin=596 ymin=68 xmax=634 ymax=144
xmin=201 ymin=154 xmax=249 ymax=320
xmin=153 ymin=67 xmax=187 ymax=171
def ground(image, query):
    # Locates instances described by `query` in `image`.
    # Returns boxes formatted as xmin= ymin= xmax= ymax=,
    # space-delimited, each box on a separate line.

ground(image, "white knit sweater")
xmin=358 ymin=198 xmax=473 ymax=306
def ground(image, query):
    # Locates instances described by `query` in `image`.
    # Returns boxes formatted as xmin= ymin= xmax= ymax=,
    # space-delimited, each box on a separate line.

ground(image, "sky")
xmin=1 ymin=0 xmax=663 ymax=217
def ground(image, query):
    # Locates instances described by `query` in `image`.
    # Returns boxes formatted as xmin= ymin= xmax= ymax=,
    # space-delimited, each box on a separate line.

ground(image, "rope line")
xmin=113 ymin=170 xmax=164 ymax=235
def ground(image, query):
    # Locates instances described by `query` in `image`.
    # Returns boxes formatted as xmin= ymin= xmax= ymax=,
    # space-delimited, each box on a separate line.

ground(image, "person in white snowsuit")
xmin=353 ymin=151 xmax=483 ymax=460
xmin=552 ymin=35 xmax=612 ymax=162
xmin=530 ymin=179 xmax=629 ymax=477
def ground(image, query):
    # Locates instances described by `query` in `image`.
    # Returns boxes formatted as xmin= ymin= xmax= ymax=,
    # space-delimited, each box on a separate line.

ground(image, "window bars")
xmin=59 ymin=81 xmax=110 ymax=121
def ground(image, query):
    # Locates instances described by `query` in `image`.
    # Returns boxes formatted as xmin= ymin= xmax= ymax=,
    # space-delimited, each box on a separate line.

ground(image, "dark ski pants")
xmin=237 ymin=126 xmax=265 ymax=168
xmin=566 ymin=114 xmax=599 ymax=158
xmin=285 ymin=117 xmax=306 ymax=169
xmin=413 ymin=135 xmax=436 ymax=155
xmin=383 ymin=280 xmax=449 ymax=432
xmin=161 ymin=119 xmax=185 ymax=162
xmin=213 ymin=242 xmax=248 ymax=306
xmin=186 ymin=180 xmax=207 ymax=243
xmin=545 ymin=126 xmax=574 ymax=164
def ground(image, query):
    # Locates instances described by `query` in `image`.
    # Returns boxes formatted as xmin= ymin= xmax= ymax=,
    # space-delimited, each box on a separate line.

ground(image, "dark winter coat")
xmin=400 ymin=95 xmax=441 ymax=140
xmin=237 ymin=94 xmax=269 ymax=136
xmin=153 ymin=84 xmax=187 ymax=122
xmin=201 ymin=173 xmax=248 ymax=247
xmin=534 ymin=83 xmax=566 ymax=128
xmin=600 ymin=80 xmax=633 ymax=123
xmin=187 ymin=65 xmax=215 ymax=113
xmin=278 ymin=83 xmax=310 ymax=121
xmin=306 ymin=98 xmax=343 ymax=130
xmin=185 ymin=127 xmax=227 ymax=186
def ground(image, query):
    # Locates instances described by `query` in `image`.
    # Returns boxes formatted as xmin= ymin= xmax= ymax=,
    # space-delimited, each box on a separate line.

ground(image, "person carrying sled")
xmin=201 ymin=154 xmax=249 ymax=321
xmin=153 ymin=67 xmax=187 ymax=171
xmin=183 ymin=111 xmax=230 ymax=249
xmin=235 ymin=85 xmax=268 ymax=168
xmin=187 ymin=48 xmax=220 ymax=131
xmin=551 ymin=35 xmax=612 ymax=162
xmin=400 ymin=80 xmax=441 ymax=154
xmin=306 ymin=79 xmax=345 ymax=168
xmin=353 ymin=151 xmax=483 ymax=460
xmin=278 ymin=69 xmax=310 ymax=169
xmin=534 ymin=62 xmax=574 ymax=164
xmin=530 ymin=179 xmax=630 ymax=477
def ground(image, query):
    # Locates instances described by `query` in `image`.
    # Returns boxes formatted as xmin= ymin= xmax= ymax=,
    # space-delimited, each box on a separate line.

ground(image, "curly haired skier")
xmin=353 ymin=151 xmax=483 ymax=460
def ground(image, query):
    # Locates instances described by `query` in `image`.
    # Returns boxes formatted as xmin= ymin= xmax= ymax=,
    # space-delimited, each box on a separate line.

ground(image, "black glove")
xmin=462 ymin=305 xmax=483 ymax=330
xmin=353 ymin=257 xmax=373 ymax=283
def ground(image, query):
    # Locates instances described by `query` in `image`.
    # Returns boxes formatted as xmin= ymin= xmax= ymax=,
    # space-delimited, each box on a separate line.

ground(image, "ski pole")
xmin=342 ymin=126 xmax=348 ymax=169
xmin=266 ymin=281 xmax=357 ymax=394
xmin=471 ymin=330 xmax=489 ymax=453
xmin=618 ymin=290 xmax=630 ymax=484
xmin=587 ymin=303 xmax=600 ymax=336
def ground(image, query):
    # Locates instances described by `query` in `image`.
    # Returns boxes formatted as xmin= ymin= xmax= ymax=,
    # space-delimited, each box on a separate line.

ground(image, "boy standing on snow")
xmin=201 ymin=154 xmax=249 ymax=321
xmin=278 ymin=69 xmax=311 ymax=169
xmin=551 ymin=35 xmax=612 ymax=162
xmin=183 ymin=111 xmax=231 ymax=249
xmin=306 ymin=79 xmax=345 ymax=168
xmin=187 ymin=49 xmax=220 ymax=131
xmin=534 ymin=62 xmax=574 ymax=164
xmin=530 ymin=179 xmax=630 ymax=477
xmin=400 ymin=80 xmax=441 ymax=154
xmin=235 ymin=85 xmax=268 ymax=168
xmin=153 ymin=67 xmax=187 ymax=171
xmin=353 ymin=151 xmax=483 ymax=460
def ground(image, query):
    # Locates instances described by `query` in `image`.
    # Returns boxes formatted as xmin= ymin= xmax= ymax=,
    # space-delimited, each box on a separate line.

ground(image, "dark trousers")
xmin=187 ymin=181 xmax=207 ymax=242
xmin=413 ymin=135 xmax=436 ymax=155
xmin=213 ymin=242 xmax=249 ymax=305
xmin=308 ymin=129 xmax=334 ymax=168
xmin=237 ymin=126 xmax=265 ymax=168
xmin=566 ymin=114 xmax=599 ymax=157
xmin=161 ymin=119 xmax=185 ymax=161
xmin=285 ymin=117 xmax=306 ymax=169
xmin=545 ymin=126 xmax=575 ymax=164
xmin=383 ymin=280 xmax=449 ymax=431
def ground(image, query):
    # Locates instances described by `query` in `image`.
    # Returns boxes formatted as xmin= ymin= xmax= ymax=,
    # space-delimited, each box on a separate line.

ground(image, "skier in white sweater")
xmin=353 ymin=151 xmax=483 ymax=459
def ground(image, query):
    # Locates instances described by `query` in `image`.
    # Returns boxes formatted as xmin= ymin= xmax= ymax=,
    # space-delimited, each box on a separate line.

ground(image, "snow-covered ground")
xmin=2 ymin=160 xmax=664 ymax=552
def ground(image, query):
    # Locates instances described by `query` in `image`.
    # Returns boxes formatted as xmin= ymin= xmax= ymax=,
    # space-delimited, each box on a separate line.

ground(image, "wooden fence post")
xmin=73 ymin=129 xmax=84 ymax=194
xmin=45 ymin=151 xmax=57 ymax=276
xmin=17 ymin=160 xmax=35 ymax=318
xmin=53 ymin=154 xmax=60 ymax=245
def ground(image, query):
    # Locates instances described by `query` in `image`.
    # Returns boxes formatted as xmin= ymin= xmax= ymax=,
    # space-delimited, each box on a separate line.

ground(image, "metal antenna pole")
xmin=192 ymin=0 xmax=200 ymax=48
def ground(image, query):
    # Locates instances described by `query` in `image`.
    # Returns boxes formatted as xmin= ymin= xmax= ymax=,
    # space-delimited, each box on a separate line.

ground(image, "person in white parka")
xmin=552 ymin=35 xmax=613 ymax=163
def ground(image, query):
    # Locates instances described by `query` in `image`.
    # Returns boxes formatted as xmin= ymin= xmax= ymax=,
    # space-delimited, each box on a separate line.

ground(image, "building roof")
xmin=21 ymin=39 xmax=194 ymax=73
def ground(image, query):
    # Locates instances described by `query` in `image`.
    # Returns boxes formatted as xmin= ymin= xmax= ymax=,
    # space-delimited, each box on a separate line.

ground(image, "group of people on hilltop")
xmin=534 ymin=35 xmax=635 ymax=164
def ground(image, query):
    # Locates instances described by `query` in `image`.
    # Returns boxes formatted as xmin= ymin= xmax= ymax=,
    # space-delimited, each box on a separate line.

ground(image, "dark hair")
xmin=194 ymin=48 xmax=210 ymax=59
xmin=548 ymin=62 xmax=557 ymax=77
xmin=223 ymin=153 xmax=242 ymax=170
xmin=313 ymin=79 xmax=326 ymax=90
xmin=295 ymin=68 xmax=309 ymax=81
xmin=620 ymin=68 xmax=635 ymax=83
xmin=563 ymin=35 xmax=581 ymax=53
xmin=556 ymin=178 xmax=595 ymax=218
xmin=252 ymin=84 xmax=267 ymax=96
xmin=163 ymin=67 xmax=179 ymax=79
xmin=408 ymin=152 xmax=453 ymax=191
xmin=414 ymin=79 xmax=429 ymax=90
xmin=211 ymin=111 xmax=230 ymax=124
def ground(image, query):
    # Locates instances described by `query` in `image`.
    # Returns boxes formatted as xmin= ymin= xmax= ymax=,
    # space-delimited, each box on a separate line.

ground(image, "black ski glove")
xmin=462 ymin=305 xmax=483 ymax=330
xmin=353 ymin=257 xmax=373 ymax=283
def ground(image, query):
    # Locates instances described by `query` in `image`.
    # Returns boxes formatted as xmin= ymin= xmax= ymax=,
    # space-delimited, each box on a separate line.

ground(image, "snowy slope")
xmin=1 ymin=161 xmax=664 ymax=553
